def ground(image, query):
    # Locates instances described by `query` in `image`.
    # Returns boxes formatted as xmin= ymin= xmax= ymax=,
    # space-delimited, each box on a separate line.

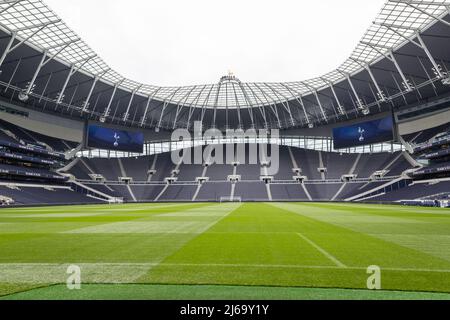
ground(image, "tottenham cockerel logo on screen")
xmin=113 ymin=132 xmax=120 ymax=147
xmin=358 ymin=127 xmax=365 ymax=142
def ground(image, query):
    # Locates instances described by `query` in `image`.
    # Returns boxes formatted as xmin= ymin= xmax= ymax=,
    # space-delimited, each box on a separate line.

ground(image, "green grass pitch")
xmin=0 ymin=202 xmax=449 ymax=300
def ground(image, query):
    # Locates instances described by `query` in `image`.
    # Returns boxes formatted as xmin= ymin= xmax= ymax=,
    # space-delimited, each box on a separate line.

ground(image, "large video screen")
xmin=333 ymin=116 xmax=394 ymax=149
xmin=87 ymin=124 xmax=144 ymax=153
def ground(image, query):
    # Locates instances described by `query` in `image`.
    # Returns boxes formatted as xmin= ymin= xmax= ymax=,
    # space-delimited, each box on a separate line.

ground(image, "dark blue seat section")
xmin=0 ymin=186 xmax=101 ymax=205
xmin=67 ymin=145 xmax=416 ymax=202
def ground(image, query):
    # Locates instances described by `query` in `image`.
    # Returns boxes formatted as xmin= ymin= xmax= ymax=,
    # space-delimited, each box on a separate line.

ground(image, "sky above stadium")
xmin=45 ymin=0 xmax=385 ymax=87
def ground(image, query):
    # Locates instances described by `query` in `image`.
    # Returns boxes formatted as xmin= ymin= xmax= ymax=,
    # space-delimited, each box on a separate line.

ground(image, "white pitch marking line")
xmin=297 ymin=233 xmax=348 ymax=268
xmin=1 ymin=263 xmax=450 ymax=274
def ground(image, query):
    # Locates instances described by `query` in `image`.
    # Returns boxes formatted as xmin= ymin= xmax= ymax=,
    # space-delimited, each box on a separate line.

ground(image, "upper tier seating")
xmin=0 ymin=119 xmax=77 ymax=152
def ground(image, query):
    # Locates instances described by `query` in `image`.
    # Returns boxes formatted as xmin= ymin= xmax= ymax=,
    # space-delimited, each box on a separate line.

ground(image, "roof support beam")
xmin=254 ymin=83 xmax=281 ymax=129
xmin=230 ymin=82 xmax=243 ymax=129
xmin=264 ymin=84 xmax=295 ymax=126
xmin=23 ymin=51 xmax=47 ymax=97
xmin=172 ymin=86 xmax=196 ymax=129
xmin=81 ymin=69 xmax=109 ymax=113
xmin=389 ymin=0 xmax=450 ymax=28
xmin=66 ymin=83 xmax=79 ymax=111
xmin=279 ymin=83 xmax=311 ymax=127
xmin=173 ymin=105 xmax=182 ymax=129
xmin=416 ymin=32 xmax=446 ymax=79
xmin=13 ymin=19 xmax=61 ymax=33
xmin=237 ymin=82 xmax=256 ymax=128
xmin=38 ymin=71 xmax=52 ymax=103
xmin=350 ymin=58 xmax=386 ymax=101
xmin=158 ymin=101 xmax=170 ymax=130
xmin=186 ymin=85 xmax=206 ymax=129
xmin=388 ymin=51 xmax=414 ymax=92
xmin=339 ymin=70 xmax=369 ymax=115
xmin=140 ymin=97 xmax=153 ymax=127
xmin=364 ymin=65 xmax=387 ymax=101
xmin=320 ymin=77 xmax=346 ymax=116
xmin=82 ymin=77 xmax=99 ymax=113
xmin=245 ymin=83 xmax=268 ymax=129
xmin=0 ymin=1 xmax=25 ymax=15
xmin=140 ymin=89 xmax=161 ymax=127
xmin=45 ymin=38 xmax=80 ymax=51
xmin=4 ymin=57 xmax=21 ymax=93
xmin=198 ymin=85 xmax=214 ymax=127
xmin=389 ymin=0 xmax=450 ymax=6
xmin=298 ymin=96 xmax=312 ymax=128
xmin=42 ymin=40 xmax=78 ymax=67
xmin=212 ymin=84 xmax=221 ymax=129
xmin=0 ymin=32 xmax=15 ymax=68
xmin=312 ymin=90 xmax=327 ymax=123
xmin=361 ymin=42 xmax=413 ymax=92
xmin=5 ymin=19 xmax=61 ymax=57
xmin=55 ymin=65 xmax=75 ymax=104
xmin=0 ymin=26 xmax=75 ymax=70
xmin=102 ymin=80 xmax=123 ymax=119
xmin=123 ymin=85 xmax=141 ymax=122
xmin=376 ymin=22 xmax=446 ymax=79
xmin=417 ymin=56 xmax=438 ymax=92
xmin=301 ymin=82 xmax=328 ymax=123
xmin=57 ymin=55 xmax=98 ymax=105
xmin=157 ymin=88 xmax=181 ymax=130
xmin=390 ymin=71 xmax=408 ymax=104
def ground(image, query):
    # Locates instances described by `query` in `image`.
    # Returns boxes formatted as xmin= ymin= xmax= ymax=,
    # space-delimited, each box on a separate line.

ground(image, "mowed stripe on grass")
xmin=142 ymin=203 xmax=450 ymax=292
xmin=0 ymin=202 xmax=450 ymax=298
xmin=0 ymin=202 xmax=240 ymax=296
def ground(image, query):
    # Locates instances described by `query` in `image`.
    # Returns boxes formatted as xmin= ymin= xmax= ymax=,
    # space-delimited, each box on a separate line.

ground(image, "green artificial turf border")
xmin=2 ymin=283 xmax=450 ymax=300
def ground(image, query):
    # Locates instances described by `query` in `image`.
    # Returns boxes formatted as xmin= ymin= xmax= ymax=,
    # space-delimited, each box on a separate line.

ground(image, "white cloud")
xmin=44 ymin=0 xmax=385 ymax=86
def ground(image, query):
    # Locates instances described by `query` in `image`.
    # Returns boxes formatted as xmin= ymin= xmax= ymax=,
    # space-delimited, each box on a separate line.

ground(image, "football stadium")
xmin=0 ymin=0 xmax=450 ymax=301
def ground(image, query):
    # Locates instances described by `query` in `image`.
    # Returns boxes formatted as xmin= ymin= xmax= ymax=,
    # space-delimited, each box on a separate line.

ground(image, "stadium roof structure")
xmin=0 ymin=0 xmax=450 ymax=131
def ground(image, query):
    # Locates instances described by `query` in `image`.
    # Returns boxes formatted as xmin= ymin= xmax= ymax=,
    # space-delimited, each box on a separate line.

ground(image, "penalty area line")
xmin=297 ymin=233 xmax=348 ymax=268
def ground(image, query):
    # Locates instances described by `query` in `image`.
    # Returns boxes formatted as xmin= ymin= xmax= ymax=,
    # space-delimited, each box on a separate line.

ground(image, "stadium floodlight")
xmin=18 ymin=91 xmax=29 ymax=102
xmin=442 ymin=76 xmax=450 ymax=86
xmin=436 ymin=66 xmax=450 ymax=86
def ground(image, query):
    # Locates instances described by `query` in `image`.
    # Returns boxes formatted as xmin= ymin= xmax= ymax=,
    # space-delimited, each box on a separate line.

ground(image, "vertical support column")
xmin=123 ymin=88 xmax=138 ymax=121
xmin=157 ymin=101 xmax=169 ymax=130
xmin=56 ymin=65 xmax=75 ymax=104
xmin=364 ymin=65 xmax=386 ymax=101
xmin=140 ymin=96 xmax=152 ymax=127
xmin=416 ymin=32 xmax=444 ymax=79
xmin=329 ymin=83 xmax=345 ymax=116
xmin=298 ymin=96 xmax=312 ymax=127
xmin=389 ymin=52 xmax=413 ymax=92
xmin=141 ymin=89 xmax=161 ymax=127
xmin=0 ymin=32 xmax=16 ymax=69
xmin=102 ymin=81 xmax=121 ymax=119
xmin=312 ymin=90 xmax=327 ymax=122
xmin=4 ymin=58 xmax=21 ymax=92
xmin=344 ymin=73 xmax=369 ymax=115
xmin=82 ymin=76 xmax=99 ymax=112
xmin=23 ymin=51 xmax=47 ymax=98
